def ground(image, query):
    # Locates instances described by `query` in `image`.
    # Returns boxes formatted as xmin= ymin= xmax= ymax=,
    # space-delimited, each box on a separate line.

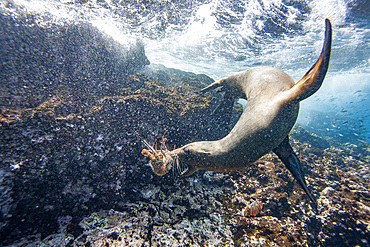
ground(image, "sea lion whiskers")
xmin=171 ymin=154 xmax=187 ymax=177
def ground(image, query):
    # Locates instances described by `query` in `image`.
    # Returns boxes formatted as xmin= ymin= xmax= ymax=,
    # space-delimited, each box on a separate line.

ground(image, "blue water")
xmin=2 ymin=0 xmax=369 ymax=142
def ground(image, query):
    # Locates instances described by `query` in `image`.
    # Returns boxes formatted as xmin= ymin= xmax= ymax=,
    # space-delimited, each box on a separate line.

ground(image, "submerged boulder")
xmin=0 ymin=5 xmax=149 ymax=109
xmin=0 ymin=69 xmax=217 ymax=244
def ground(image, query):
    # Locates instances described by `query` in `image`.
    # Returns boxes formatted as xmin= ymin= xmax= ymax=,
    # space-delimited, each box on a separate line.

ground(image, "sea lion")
xmin=163 ymin=19 xmax=332 ymax=202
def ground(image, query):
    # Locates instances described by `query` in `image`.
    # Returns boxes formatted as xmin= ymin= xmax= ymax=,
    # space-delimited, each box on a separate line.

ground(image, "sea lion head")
xmin=170 ymin=142 xmax=212 ymax=176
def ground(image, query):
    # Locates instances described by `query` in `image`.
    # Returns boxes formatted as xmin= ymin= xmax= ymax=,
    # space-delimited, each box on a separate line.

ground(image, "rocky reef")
xmin=1 ymin=65 xmax=369 ymax=246
xmin=0 ymin=1 xmax=149 ymax=109
xmin=0 ymin=69 xmax=217 ymax=244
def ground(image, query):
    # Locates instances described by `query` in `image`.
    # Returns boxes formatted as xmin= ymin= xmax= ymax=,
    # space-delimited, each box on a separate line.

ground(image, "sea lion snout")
xmin=173 ymin=143 xmax=210 ymax=159
xmin=171 ymin=143 xmax=213 ymax=176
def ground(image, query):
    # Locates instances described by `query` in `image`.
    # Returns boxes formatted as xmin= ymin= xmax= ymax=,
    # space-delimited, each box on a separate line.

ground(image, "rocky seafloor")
xmin=1 ymin=68 xmax=369 ymax=246
xmin=1 ymin=4 xmax=370 ymax=246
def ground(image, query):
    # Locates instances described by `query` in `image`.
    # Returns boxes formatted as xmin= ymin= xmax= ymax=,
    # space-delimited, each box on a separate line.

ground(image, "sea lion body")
xmin=178 ymin=67 xmax=299 ymax=172
xmin=166 ymin=19 xmax=332 ymax=202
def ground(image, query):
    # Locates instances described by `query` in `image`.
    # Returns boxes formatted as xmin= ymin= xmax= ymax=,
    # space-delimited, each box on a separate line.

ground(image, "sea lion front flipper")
xmin=282 ymin=19 xmax=332 ymax=104
xmin=273 ymin=136 xmax=315 ymax=203
xmin=199 ymin=79 xmax=223 ymax=94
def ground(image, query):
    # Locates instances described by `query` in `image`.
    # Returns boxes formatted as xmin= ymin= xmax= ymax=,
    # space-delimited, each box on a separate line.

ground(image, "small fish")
xmin=358 ymin=139 xmax=368 ymax=144
xmin=242 ymin=200 xmax=263 ymax=216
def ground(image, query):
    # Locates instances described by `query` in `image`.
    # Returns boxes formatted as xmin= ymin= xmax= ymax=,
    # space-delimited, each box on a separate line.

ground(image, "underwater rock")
xmin=2 ymin=83 xmax=369 ymax=246
xmin=0 ymin=6 xmax=149 ymax=109
xmin=3 ymin=110 xmax=370 ymax=246
xmin=0 ymin=64 xmax=220 ymax=245
xmin=0 ymin=168 xmax=14 ymax=233
xmin=142 ymin=63 xmax=214 ymax=90
xmin=75 ymin=209 xmax=150 ymax=246
xmin=320 ymin=187 xmax=335 ymax=197
xmin=151 ymin=216 xmax=234 ymax=246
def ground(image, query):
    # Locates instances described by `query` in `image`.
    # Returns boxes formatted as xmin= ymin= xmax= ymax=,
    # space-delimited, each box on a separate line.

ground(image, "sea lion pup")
xmin=169 ymin=19 xmax=332 ymax=202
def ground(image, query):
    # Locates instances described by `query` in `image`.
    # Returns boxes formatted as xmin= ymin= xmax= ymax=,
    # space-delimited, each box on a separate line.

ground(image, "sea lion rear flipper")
xmin=273 ymin=136 xmax=315 ymax=203
xmin=283 ymin=19 xmax=332 ymax=104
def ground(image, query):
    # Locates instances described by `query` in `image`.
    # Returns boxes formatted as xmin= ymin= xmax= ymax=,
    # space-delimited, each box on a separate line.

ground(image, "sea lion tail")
xmin=284 ymin=19 xmax=332 ymax=103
